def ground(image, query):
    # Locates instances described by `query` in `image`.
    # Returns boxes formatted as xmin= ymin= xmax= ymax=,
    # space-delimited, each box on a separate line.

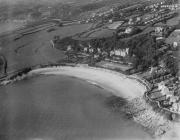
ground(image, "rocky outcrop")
xmin=123 ymin=97 xmax=172 ymax=137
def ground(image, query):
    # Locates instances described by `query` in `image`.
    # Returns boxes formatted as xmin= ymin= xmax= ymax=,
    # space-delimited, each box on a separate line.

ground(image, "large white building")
xmin=158 ymin=82 xmax=171 ymax=97
xmin=110 ymin=48 xmax=129 ymax=57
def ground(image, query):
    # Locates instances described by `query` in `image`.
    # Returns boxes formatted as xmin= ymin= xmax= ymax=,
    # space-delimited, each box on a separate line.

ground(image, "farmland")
xmin=0 ymin=22 xmax=93 ymax=74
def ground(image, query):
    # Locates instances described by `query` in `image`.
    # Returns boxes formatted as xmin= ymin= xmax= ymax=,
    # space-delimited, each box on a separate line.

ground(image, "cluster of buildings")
xmin=144 ymin=11 xmax=177 ymax=25
xmin=65 ymin=42 xmax=130 ymax=60
xmin=166 ymin=27 xmax=180 ymax=48
xmin=82 ymin=0 xmax=179 ymax=27
xmin=138 ymin=44 xmax=179 ymax=114
xmin=52 ymin=0 xmax=180 ymax=115
xmin=157 ymin=81 xmax=180 ymax=113
xmin=124 ymin=1 xmax=178 ymax=26
xmin=138 ymin=56 xmax=179 ymax=114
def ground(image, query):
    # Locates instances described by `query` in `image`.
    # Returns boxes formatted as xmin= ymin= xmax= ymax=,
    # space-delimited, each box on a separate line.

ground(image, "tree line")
xmin=55 ymin=32 xmax=177 ymax=73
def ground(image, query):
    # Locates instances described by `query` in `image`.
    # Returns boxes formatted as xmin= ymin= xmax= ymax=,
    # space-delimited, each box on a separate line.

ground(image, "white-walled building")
xmin=158 ymin=82 xmax=171 ymax=97
xmin=113 ymin=48 xmax=129 ymax=57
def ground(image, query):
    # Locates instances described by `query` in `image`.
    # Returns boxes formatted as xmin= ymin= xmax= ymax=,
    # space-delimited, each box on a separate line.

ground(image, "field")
xmin=76 ymin=27 xmax=115 ymax=40
xmin=0 ymin=22 xmax=25 ymax=34
xmin=0 ymin=23 xmax=93 ymax=74
xmin=165 ymin=30 xmax=180 ymax=45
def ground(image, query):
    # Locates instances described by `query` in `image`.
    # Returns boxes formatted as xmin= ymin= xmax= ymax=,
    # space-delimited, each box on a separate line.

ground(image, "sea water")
xmin=0 ymin=75 xmax=153 ymax=140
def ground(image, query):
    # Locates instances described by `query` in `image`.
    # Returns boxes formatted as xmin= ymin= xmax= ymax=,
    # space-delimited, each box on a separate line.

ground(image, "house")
xmin=94 ymin=54 xmax=99 ymax=59
xmin=67 ymin=45 xmax=72 ymax=51
xmin=124 ymin=26 xmax=141 ymax=34
xmin=89 ymin=48 xmax=94 ymax=53
xmin=88 ymin=43 xmax=92 ymax=48
xmin=110 ymin=50 xmax=115 ymax=56
xmin=158 ymin=82 xmax=171 ymax=98
xmin=154 ymin=22 xmax=167 ymax=36
xmin=128 ymin=18 xmax=134 ymax=25
xmin=125 ymin=27 xmax=133 ymax=34
xmin=156 ymin=37 xmax=165 ymax=41
xmin=84 ymin=47 xmax=88 ymax=53
xmin=107 ymin=21 xmax=124 ymax=30
xmin=159 ymin=58 xmax=167 ymax=68
xmin=171 ymin=102 xmax=180 ymax=112
xmin=150 ymin=67 xmax=158 ymax=74
xmin=109 ymin=19 xmax=113 ymax=23
xmin=155 ymin=27 xmax=163 ymax=34
xmin=114 ymin=48 xmax=129 ymax=57
xmin=136 ymin=17 xmax=141 ymax=23
xmin=173 ymin=42 xmax=178 ymax=48
xmin=97 ymin=48 xmax=101 ymax=53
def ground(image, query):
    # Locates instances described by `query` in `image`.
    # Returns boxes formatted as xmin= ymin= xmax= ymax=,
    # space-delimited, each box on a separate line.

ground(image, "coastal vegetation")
xmin=55 ymin=33 xmax=163 ymax=71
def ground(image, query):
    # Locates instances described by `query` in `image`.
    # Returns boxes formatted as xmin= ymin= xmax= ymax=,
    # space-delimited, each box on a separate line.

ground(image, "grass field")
xmin=79 ymin=27 xmax=115 ymax=39
xmin=0 ymin=23 xmax=93 ymax=74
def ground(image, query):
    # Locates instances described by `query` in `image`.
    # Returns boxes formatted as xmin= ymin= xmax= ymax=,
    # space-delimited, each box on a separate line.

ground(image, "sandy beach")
xmin=0 ymin=73 xmax=153 ymax=140
xmin=30 ymin=66 xmax=147 ymax=100
xmin=29 ymin=66 xmax=180 ymax=139
xmin=1 ymin=65 xmax=180 ymax=139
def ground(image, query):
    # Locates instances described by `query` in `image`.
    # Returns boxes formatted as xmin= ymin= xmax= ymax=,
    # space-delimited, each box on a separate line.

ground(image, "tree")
xmin=164 ymin=56 xmax=178 ymax=76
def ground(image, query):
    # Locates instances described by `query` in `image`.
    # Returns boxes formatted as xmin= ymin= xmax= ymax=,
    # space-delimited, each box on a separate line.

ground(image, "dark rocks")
xmin=123 ymin=97 xmax=172 ymax=137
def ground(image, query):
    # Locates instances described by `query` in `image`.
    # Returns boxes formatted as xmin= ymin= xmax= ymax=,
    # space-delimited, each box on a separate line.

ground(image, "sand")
xmin=29 ymin=66 xmax=180 ymax=140
xmin=30 ymin=66 xmax=147 ymax=100
xmin=1 ymin=65 xmax=180 ymax=139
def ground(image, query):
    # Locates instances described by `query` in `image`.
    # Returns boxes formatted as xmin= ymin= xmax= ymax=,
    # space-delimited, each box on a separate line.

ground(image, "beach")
xmin=0 ymin=71 xmax=153 ymax=140
xmin=29 ymin=66 xmax=147 ymax=100
xmin=28 ymin=66 xmax=180 ymax=139
xmin=1 ymin=65 xmax=179 ymax=139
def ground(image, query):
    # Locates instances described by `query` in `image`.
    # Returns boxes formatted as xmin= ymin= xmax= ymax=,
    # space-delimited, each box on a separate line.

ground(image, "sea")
xmin=0 ymin=75 xmax=153 ymax=140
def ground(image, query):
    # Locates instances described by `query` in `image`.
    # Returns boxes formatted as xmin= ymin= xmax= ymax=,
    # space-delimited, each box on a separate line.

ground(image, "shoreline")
xmin=1 ymin=65 xmax=148 ymax=100
xmin=0 ymin=64 xmax=179 ymax=139
xmin=31 ymin=66 xmax=147 ymax=100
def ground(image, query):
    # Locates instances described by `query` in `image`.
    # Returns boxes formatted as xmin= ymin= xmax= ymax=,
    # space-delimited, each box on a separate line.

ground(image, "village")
xmin=0 ymin=0 xmax=179 ymax=122
xmin=1 ymin=0 xmax=180 ymax=139
xmin=52 ymin=0 xmax=180 ymax=120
